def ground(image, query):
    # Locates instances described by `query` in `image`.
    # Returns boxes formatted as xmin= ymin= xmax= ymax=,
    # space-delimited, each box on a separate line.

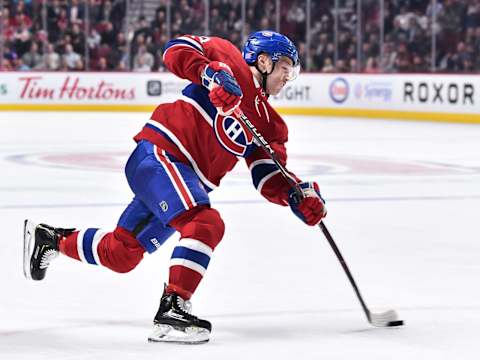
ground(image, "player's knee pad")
xmin=97 ymin=227 xmax=145 ymax=273
xmin=170 ymin=206 xmax=225 ymax=250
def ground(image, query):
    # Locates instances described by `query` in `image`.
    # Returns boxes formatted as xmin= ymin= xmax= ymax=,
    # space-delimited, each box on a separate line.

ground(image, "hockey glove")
xmin=288 ymin=182 xmax=327 ymax=226
xmin=201 ymin=61 xmax=243 ymax=116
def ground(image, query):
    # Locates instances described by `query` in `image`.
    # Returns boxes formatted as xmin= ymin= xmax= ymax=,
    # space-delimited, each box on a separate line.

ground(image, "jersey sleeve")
xmin=245 ymin=143 xmax=301 ymax=206
xmin=162 ymin=35 xmax=236 ymax=84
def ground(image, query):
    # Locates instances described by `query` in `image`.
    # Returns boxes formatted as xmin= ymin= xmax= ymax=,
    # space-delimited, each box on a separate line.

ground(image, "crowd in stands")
xmin=1 ymin=0 xmax=480 ymax=73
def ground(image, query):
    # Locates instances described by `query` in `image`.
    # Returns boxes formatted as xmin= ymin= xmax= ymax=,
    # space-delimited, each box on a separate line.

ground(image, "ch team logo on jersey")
xmin=214 ymin=115 xmax=255 ymax=157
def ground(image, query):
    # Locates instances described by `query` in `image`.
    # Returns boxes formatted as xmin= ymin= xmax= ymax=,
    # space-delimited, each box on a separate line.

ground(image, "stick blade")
xmin=369 ymin=309 xmax=404 ymax=327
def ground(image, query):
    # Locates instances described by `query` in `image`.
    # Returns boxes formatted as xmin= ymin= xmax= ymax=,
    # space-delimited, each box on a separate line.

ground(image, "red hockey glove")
xmin=288 ymin=182 xmax=327 ymax=226
xmin=201 ymin=61 xmax=243 ymax=116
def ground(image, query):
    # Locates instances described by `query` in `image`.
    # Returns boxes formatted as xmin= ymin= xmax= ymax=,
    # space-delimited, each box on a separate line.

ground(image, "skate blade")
xmin=148 ymin=324 xmax=210 ymax=344
xmin=23 ymin=219 xmax=37 ymax=280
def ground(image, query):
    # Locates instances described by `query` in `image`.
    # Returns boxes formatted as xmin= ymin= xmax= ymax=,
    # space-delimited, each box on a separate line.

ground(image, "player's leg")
xmin=166 ymin=205 xmax=224 ymax=300
xmin=124 ymin=141 xmax=222 ymax=343
xmin=22 ymin=140 xmax=180 ymax=280
xmin=126 ymin=142 xmax=223 ymax=299
xmin=23 ymin=197 xmax=176 ymax=280
xmin=148 ymin=205 xmax=224 ymax=344
xmin=58 ymin=197 xmax=177 ymax=273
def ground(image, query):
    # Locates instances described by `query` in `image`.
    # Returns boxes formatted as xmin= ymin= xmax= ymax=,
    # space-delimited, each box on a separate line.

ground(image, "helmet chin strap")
xmin=255 ymin=61 xmax=276 ymax=96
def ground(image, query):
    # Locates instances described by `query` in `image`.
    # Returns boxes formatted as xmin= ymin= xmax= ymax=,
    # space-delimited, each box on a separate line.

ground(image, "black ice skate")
xmin=148 ymin=288 xmax=211 ymax=344
xmin=23 ymin=220 xmax=74 ymax=281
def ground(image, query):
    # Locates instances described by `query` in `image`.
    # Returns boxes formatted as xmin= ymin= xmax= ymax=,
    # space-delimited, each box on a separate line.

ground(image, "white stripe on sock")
xmin=179 ymin=238 xmax=213 ymax=257
xmin=92 ymin=230 xmax=107 ymax=266
xmin=76 ymin=229 xmax=87 ymax=263
xmin=170 ymin=258 xmax=206 ymax=276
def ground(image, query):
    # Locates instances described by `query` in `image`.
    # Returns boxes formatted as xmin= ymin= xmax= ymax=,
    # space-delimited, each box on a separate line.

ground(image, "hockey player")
xmin=23 ymin=31 xmax=327 ymax=344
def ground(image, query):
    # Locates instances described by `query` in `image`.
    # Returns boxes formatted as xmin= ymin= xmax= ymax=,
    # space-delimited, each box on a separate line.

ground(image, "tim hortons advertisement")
xmin=18 ymin=75 xmax=136 ymax=101
xmin=0 ymin=72 xmax=188 ymax=107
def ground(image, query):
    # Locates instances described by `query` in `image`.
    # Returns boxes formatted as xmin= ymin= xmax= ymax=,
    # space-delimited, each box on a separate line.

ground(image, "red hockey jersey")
xmin=134 ymin=35 xmax=300 ymax=206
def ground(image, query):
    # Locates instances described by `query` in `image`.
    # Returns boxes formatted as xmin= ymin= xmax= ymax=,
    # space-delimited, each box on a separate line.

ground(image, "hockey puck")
xmin=387 ymin=320 xmax=404 ymax=327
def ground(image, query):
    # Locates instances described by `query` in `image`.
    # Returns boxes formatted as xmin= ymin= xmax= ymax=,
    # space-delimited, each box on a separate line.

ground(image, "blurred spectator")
xmin=16 ymin=58 xmax=31 ymax=71
xmin=96 ymin=56 xmax=108 ymax=71
xmin=391 ymin=18 xmax=409 ymax=44
xmin=62 ymin=43 xmax=82 ymax=70
xmin=69 ymin=0 xmax=85 ymax=26
xmin=43 ymin=43 xmax=61 ymax=70
xmin=336 ymin=59 xmax=348 ymax=72
xmin=412 ymin=53 xmax=428 ymax=72
xmin=349 ymin=58 xmax=358 ymax=72
xmin=12 ymin=20 xmax=32 ymax=57
xmin=133 ymin=16 xmax=153 ymax=44
xmin=3 ymin=44 xmax=18 ymax=66
xmin=379 ymin=42 xmax=397 ymax=72
xmin=89 ymin=0 xmax=103 ymax=23
xmin=133 ymin=45 xmax=154 ymax=72
xmin=133 ymin=54 xmax=151 ymax=72
xmin=46 ymin=0 xmax=63 ymax=43
xmin=108 ymin=32 xmax=128 ymax=70
xmin=465 ymin=0 xmax=480 ymax=29
xmin=21 ymin=41 xmax=43 ymax=69
xmin=99 ymin=0 xmax=113 ymax=23
xmin=438 ymin=0 xmax=465 ymax=53
xmin=2 ymin=0 xmax=480 ymax=73
xmin=321 ymin=57 xmax=335 ymax=72
xmin=364 ymin=57 xmax=379 ymax=73
xmin=100 ymin=21 xmax=116 ymax=46
xmin=439 ymin=52 xmax=456 ymax=70
xmin=394 ymin=6 xmax=415 ymax=30
xmin=87 ymin=28 xmax=101 ymax=51
xmin=69 ymin=23 xmax=85 ymax=55
xmin=2 ymin=58 xmax=13 ymax=71
xmin=450 ymin=41 xmax=475 ymax=71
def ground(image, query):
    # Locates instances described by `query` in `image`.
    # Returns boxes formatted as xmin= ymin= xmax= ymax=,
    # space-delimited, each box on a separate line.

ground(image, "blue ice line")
xmin=1 ymin=195 xmax=480 ymax=210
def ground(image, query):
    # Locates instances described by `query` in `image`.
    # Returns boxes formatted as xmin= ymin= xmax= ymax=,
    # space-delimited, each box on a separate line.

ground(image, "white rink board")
xmin=272 ymin=73 xmax=480 ymax=114
xmin=1 ymin=73 xmax=480 ymax=121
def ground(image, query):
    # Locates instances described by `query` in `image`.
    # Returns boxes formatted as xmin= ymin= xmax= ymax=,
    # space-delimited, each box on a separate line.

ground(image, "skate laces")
xmin=176 ymin=296 xmax=192 ymax=314
xmin=39 ymin=249 xmax=58 ymax=269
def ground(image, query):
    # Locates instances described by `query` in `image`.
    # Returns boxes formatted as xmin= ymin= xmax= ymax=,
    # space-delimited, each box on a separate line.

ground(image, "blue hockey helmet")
xmin=242 ymin=30 xmax=299 ymax=66
xmin=242 ymin=30 xmax=300 ymax=82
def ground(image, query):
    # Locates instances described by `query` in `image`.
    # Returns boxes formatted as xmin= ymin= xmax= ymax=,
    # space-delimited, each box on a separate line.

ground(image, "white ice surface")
xmin=1 ymin=112 xmax=480 ymax=359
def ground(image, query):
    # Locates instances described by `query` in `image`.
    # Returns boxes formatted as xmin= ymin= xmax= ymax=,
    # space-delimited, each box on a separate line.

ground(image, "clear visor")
xmin=277 ymin=57 xmax=301 ymax=81
xmin=288 ymin=63 xmax=301 ymax=81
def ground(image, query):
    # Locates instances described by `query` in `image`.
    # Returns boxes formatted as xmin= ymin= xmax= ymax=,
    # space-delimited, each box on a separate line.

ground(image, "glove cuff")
xmin=201 ymin=64 xmax=216 ymax=91
xmin=201 ymin=62 xmax=233 ymax=91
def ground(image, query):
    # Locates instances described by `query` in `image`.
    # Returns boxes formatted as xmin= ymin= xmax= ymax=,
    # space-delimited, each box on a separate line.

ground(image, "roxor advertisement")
xmin=269 ymin=73 xmax=480 ymax=122
xmin=271 ymin=74 xmax=480 ymax=111
xmin=0 ymin=72 xmax=479 ymax=123
xmin=403 ymin=81 xmax=474 ymax=106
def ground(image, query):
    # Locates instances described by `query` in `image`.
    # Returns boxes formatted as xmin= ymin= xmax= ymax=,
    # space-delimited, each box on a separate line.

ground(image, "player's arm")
xmin=245 ymin=143 xmax=326 ymax=226
xmin=245 ymin=142 xmax=293 ymax=206
xmin=162 ymin=35 xmax=210 ymax=84
xmin=163 ymin=35 xmax=242 ymax=115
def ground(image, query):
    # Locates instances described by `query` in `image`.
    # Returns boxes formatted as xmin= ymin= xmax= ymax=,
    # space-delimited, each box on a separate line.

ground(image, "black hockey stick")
xmin=233 ymin=108 xmax=403 ymax=327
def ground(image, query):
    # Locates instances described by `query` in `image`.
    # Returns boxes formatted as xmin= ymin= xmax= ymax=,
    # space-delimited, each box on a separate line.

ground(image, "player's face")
xmin=266 ymin=57 xmax=295 ymax=96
